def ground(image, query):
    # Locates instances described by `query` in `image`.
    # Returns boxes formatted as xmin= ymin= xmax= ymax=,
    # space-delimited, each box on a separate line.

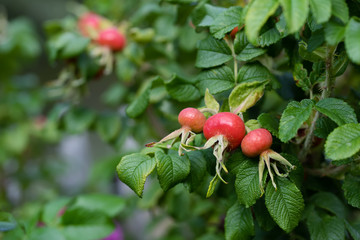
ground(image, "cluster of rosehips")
xmin=150 ymin=107 xmax=295 ymax=194
xmin=78 ymin=12 xmax=126 ymax=51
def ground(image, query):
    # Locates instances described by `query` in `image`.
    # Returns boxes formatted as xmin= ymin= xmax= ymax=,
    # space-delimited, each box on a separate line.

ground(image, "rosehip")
xmin=97 ymin=28 xmax=126 ymax=51
xmin=78 ymin=13 xmax=102 ymax=37
xmin=178 ymin=107 xmax=206 ymax=133
xmin=241 ymin=128 xmax=273 ymax=157
xmin=203 ymin=112 xmax=245 ymax=150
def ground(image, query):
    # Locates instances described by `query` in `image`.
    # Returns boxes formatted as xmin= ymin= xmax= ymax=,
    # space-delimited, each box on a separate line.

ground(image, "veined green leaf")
xmin=265 ymin=177 xmax=304 ymax=232
xmin=258 ymin=113 xmax=280 ymax=138
xmin=210 ymin=7 xmax=243 ymax=39
xmin=325 ymin=123 xmax=360 ymax=160
xmin=235 ymin=31 xmax=267 ymax=61
xmin=279 ymin=0 xmax=309 ymax=33
xmin=306 ymin=211 xmax=345 ymax=240
xmin=245 ymin=0 xmax=280 ymax=44
xmin=311 ymin=192 xmax=345 ymax=218
xmin=279 ymin=99 xmax=314 ymax=142
xmin=116 ymin=153 xmax=156 ymax=197
xmin=155 ymin=151 xmax=190 ymax=191
xmin=195 ymin=36 xmax=232 ymax=68
xmin=196 ymin=66 xmax=235 ymax=95
xmin=345 ymin=17 xmax=360 ymax=65
xmin=342 ymin=173 xmax=360 ymax=208
xmin=315 ymin=98 xmax=357 ymax=126
xmin=165 ymin=74 xmax=201 ymax=102
xmin=229 ymin=81 xmax=267 ymax=114
xmin=225 ymin=203 xmax=254 ymax=240
xmin=235 ymin=158 xmax=264 ymax=207
xmin=185 ymin=151 xmax=207 ymax=192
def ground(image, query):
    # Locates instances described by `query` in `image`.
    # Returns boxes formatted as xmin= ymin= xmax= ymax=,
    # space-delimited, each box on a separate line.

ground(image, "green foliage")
xmin=265 ymin=177 xmax=304 ymax=232
xmin=3 ymin=0 xmax=360 ymax=239
xmin=224 ymin=203 xmax=254 ymax=240
xmin=116 ymin=153 xmax=157 ymax=197
xmin=279 ymin=99 xmax=314 ymax=142
xmin=325 ymin=123 xmax=360 ymax=160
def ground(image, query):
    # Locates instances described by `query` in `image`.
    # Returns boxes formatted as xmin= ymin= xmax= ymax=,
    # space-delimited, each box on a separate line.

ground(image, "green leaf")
xmin=258 ymin=113 xmax=280 ymax=138
xmin=299 ymin=41 xmax=326 ymax=62
xmin=310 ymin=0 xmax=332 ymax=23
xmin=293 ymin=63 xmax=311 ymax=92
xmin=192 ymin=4 xmax=226 ymax=27
xmin=0 ymin=212 xmax=16 ymax=232
xmin=344 ymin=220 xmax=360 ymax=240
xmin=195 ymin=36 xmax=232 ymax=68
xmin=29 ymin=227 xmax=65 ymax=240
xmin=311 ymin=192 xmax=345 ymax=218
xmin=204 ymin=89 xmax=220 ymax=113
xmin=42 ymin=198 xmax=70 ymax=224
xmin=235 ymin=158 xmax=264 ymax=207
xmin=115 ymin=57 xmax=136 ymax=82
xmin=342 ymin=173 xmax=360 ymax=208
xmin=229 ymin=81 xmax=266 ymax=113
xmin=238 ymin=62 xmax=278 ymax=88
xmin=279 ymin=0 xmax=309 ymax=33
xmin=314 ymin=117 xmax=337 ymax=138
xmin=325 ymin=20 xmax=346 ymax=46
xmin=345 ymin=17 xmax=360 ymax=65
xmin=155 ymin=151 xmax=190 ymax=191
xmin=116 ymin=153 xmax=156 ymax=197
xmin=254 ymin=198 xmax=276 ymax=231
xmin=196 ymin=66 xmax=235 ymax=95
xmin=71 ymin=194 xmax=126 ymax=217
xmin=279 ymin=99 xmax=314 ymax=142
xmin=165 ymin=74 xmax=201 ymax=102
xmin=234 ymin=31 xmax=267 ymax=61
xmin=332 ymin=50 xmax=349 ymax=77
xmin=56 ymin=33 xmax=90 ymax=59
xmin=245 ymin=0 xmax=280 ymax=44
xmin=315 ymin=98 xmax=357 ymax=126
xmin=225 ymin=203 xmax=254 ymax=240
xmin=62 ymin=225 xmax=113 ymax=240
xmin=325 ymin=123 xmax=360 ymax=160
xmin=210 ymin=7 xmax=243 ymax=39
xmin=307 ymin=29 xmax=325 ymax=52
xmin=265 ymin=177 xmax=304 ymax=232
xmin=95 ymin=113 xmax=121 ymax=142
xmin=61 ymin=207 xmax=114 ymax=240
xmin=206 ymin=175 xmax=220 ymax=198
xmin=307 ymin=211 xmax=345 ymax=240
xmin=64 ymin=107 xmax=96 ymax=134
xmin=126 ymin=79 xmax=153 ymax=118
xmin=185 ymin=151 xmax=207 ymax=192
xmin=257 ymin=28 xmax=281 ymax=47
xmin=331 ymin=0 xmax=349 ymax=23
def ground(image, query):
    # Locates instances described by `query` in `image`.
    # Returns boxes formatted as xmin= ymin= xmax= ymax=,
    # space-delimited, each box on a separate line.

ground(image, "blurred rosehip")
xmin=96 ymin=28 xmax=126 ymax=51
xmin=78 ymin=13 xmax=102 ymax=38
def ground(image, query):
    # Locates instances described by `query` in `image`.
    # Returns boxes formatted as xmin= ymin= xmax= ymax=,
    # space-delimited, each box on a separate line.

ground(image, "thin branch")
xmin=224 ymin=37 xmax=238 ymax=83
xmin=299 ymin=45 xmax=335 ymax=162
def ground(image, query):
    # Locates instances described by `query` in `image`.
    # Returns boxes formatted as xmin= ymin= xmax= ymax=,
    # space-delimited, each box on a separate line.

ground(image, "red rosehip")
xmin=78 ymin=13 xmax=102 ymax=37
xmin=241 ymin=128 xmax=273 ymax=157
xmin=178 ymin=107 xmax=206 ymax=133
xmin=97 ymin=28 xmax=126 ymax=51
xmin=203 ymin=112 xmax=246 ymax=150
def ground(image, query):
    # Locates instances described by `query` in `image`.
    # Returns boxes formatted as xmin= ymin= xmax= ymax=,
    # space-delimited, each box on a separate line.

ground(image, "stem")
xmin=299 ymin=45 xmax=335 ymax=162
xmin=224 ymin=37 xmax=238 ymax=83
xmin=304 ymin=165 xmax=349 ymax=178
